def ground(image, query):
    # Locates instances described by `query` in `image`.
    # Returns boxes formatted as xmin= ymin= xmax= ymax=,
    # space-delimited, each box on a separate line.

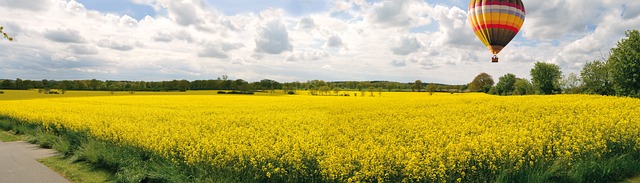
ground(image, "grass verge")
xmin=0 ymin=130 xmax=23 ymax=142
xmin=39 ymin=155 xmax=112 ymax=183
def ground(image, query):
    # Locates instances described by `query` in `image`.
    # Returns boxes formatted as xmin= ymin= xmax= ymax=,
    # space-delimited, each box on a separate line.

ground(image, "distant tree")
xmin=1 ymin=80 xmax=13 ymax=89
xmin=129 ymin=83 xmax=138 ymax=94
xmin=368 ymin=86 xmax=375 ymax=97
xmin=1 ymin=26 xmax=13 ymax=41
xmin=15 ymin=78 xmax=24 ymax=90
xmin=89 ymin=79 xmax=101 ymax=90
xmin=377 ymin=87 xmax=383 ymax=97
xmin=177 ymin=80 xmax=190 ymax=92
xmin=495 ymin=73 xmax=517 ymax=95
xmin=386 ymin=83 xmax=396 ymax=92
xmin=74 ymin=80 xmax=88 ymax=90
xmin=580 ymin=60 xmax=613 ymax=95
xmin=22 ymin=80 xmax=34 ymax=89
xmin=469 ymin=73 xmax=494 ymax=93
xmin=560 ymin=73 xmax=582 ymax=94
xmin=487 ymin=86 xmax=497 ymax=95
xmin=57 ymin=82 xmax=68 ymax=94
xmin=531 ymin=62 xmax=562 ymax=94
xmin=108 ymin=85 xmax=115 ymax=94
xmin=458 ymin=85 xmax=468 ymax=93
xmin=514 ymin=78 xmax=534 ymax=95
xmin=360 ymin=88 xmax=366 ymax=97
xmin=413 ymin=80 xmax=422 ymax=92
xmin=608 ymin=30 xmax=640 ymax=97
xmin=333 ymin=87 xmax=340 ymax=95
xmin=426 ymin=84 xmax=437 ymax=95
xmin=318 ymin=85 xmax=330 ymax=95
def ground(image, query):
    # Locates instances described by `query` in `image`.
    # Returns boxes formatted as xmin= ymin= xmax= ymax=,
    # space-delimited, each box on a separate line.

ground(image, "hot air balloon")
xmin=468 ymin=0 xmax=525 ymax=63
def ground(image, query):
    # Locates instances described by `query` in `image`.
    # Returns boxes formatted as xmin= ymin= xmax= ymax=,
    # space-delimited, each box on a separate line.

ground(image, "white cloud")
xmin=324 ymin=35 xmax=343 ymax=48
xmin=51 ymin=53 xmax=78 ymax=62
xmin=164 ymin=0 xmax=204 ymax=26
xmin=366 ymin=1 xmax=409 ymax=27
xmin=285 ymin=50 xmax=330 ymax=62
xmin=297 ymin=16 xmax=316 ymax=29
xmin=44 ymin=29 xmax=86 ymax=43
xmin=429 ymin=5 xmax=477 ymax=47
xmin=69 ymin=44 xmax=98 ymax=55
xmin=390 ymin=59 xmax=406 ymax=67
xmin=153 ymin=30 xmax=194 ymax=43
xmin=391 ymin=34 xmax=421 ymax=55
xmin=0 ymin=0 xmax=50 ymax=11
xmin=254 ymin=20 xmax=293 ymax=54
xmin=198 ymin=46 xmax=228 ymax=59
xmin=198 ymin=42 xmax=244 ymax=59
xmin=96 ymin=39 xmax=136 ymax=51
xmin=231 ymin=57 xmax=251 ymax=65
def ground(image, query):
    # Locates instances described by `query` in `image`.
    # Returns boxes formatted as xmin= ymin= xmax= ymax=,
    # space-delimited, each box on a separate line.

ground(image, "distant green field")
xmin=0 ymin=89 xmax=298 ymax=100
xmin=0 ymin=90 xmax=218 ymax=100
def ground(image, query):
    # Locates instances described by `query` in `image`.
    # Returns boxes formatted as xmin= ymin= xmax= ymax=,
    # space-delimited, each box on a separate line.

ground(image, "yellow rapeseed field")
xmin=0 ymin=92 xmax=639 ymax=182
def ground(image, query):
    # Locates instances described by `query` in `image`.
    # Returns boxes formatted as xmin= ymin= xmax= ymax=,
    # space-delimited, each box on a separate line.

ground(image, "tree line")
xmin=0 ymin=76 xmax=467 ymax=95
xmin=469 ymin=30 xmax=640 ymax=98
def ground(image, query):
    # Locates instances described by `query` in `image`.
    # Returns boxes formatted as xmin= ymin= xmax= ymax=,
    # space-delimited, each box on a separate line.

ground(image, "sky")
xmin=0 ymin=0 xmax=639 ymax=84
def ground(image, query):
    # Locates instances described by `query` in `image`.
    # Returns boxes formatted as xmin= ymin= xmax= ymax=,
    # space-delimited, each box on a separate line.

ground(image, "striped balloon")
xmin=468 ymin=0 xmax=525 ymax=62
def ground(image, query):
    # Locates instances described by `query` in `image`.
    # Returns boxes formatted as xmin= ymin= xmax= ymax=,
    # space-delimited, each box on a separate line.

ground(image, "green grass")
xmin=0 ymin=130 xmax=22 ymax=142
xmin=38 ymin=156 xmax=112 ymax=183
xmin=624 ymin=175 xmax=640 ymax=183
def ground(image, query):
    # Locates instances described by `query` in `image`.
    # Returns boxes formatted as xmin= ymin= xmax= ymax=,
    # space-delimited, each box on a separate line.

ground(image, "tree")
xmin=89 ymin=79 xmax=101 ymax=90
xmin=368 ymin=86 xmax=375 ymax=97
xmin=1 ymin=26 xmax=13 ymax=41
xmin=319 ymin=86 xmax=330 ymax=95
xmin=469 ymin=73 xmax=494 ymax=93
xmin=426 ymin=84 xmax=437 ymax=95
xmin=1 ymin=80 xmax=13 ymax=89
xmin=57 ymin=82 xmax=67 ymax=94
xmin=495 ymin=73 xmax=517 ymax=95
xmin=560 ymin=73 xmax=582 ymax=94
xmin=15 ymin=78 xmax=24 ymax=90
xmin=177 ymin=80 xmax=190 ymax=91
xmin=580 ymin=60 xmax=613 ymax=95
xmin=377 ymin=87 xmax=383 ymax=97
xmin=129 ymin=83 xmax=138 ymax=94
xmin=514 ymin=79 xmax=534 ymax=95
xmin=386 ymin=83 xmax=397 ymax=92
xmin=608 ymin=30 xmax=640 ymax=97
xmin=531 ymin=62 xmax=562 ymax=94
xmin=413 ymin=80 xmax=423 ymax=92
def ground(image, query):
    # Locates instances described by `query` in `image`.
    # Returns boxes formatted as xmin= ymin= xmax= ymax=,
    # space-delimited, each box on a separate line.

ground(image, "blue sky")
xmin=77 ymin=0 xmax=156 ymax=20
xmin=1 ymin=0 xmax=639 ymax=84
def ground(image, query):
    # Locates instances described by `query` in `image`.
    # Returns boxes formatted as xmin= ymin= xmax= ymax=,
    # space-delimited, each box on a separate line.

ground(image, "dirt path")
xmin=0 ymin=141 xmax=70 ymax=183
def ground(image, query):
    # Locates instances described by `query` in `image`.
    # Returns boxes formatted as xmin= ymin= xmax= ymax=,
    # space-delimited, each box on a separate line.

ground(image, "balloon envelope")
xmin=468 ymin=0 xmax=525 ymax=55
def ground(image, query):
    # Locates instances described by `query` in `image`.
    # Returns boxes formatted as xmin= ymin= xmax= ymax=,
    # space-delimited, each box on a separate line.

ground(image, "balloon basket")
xmin=491 ymin=56 xmax=499 ymax=63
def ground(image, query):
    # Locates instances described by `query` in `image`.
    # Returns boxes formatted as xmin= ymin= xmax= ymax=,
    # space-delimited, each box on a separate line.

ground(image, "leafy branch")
xmin=1 ymin=26 xmax=14 ymax=41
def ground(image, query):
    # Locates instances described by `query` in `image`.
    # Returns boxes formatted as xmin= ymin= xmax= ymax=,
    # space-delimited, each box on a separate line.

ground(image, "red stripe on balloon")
xmin=471 ymin=2 xmax=525 ymax=13
xmin=473 ymin=24 xmax=520 ymax=33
